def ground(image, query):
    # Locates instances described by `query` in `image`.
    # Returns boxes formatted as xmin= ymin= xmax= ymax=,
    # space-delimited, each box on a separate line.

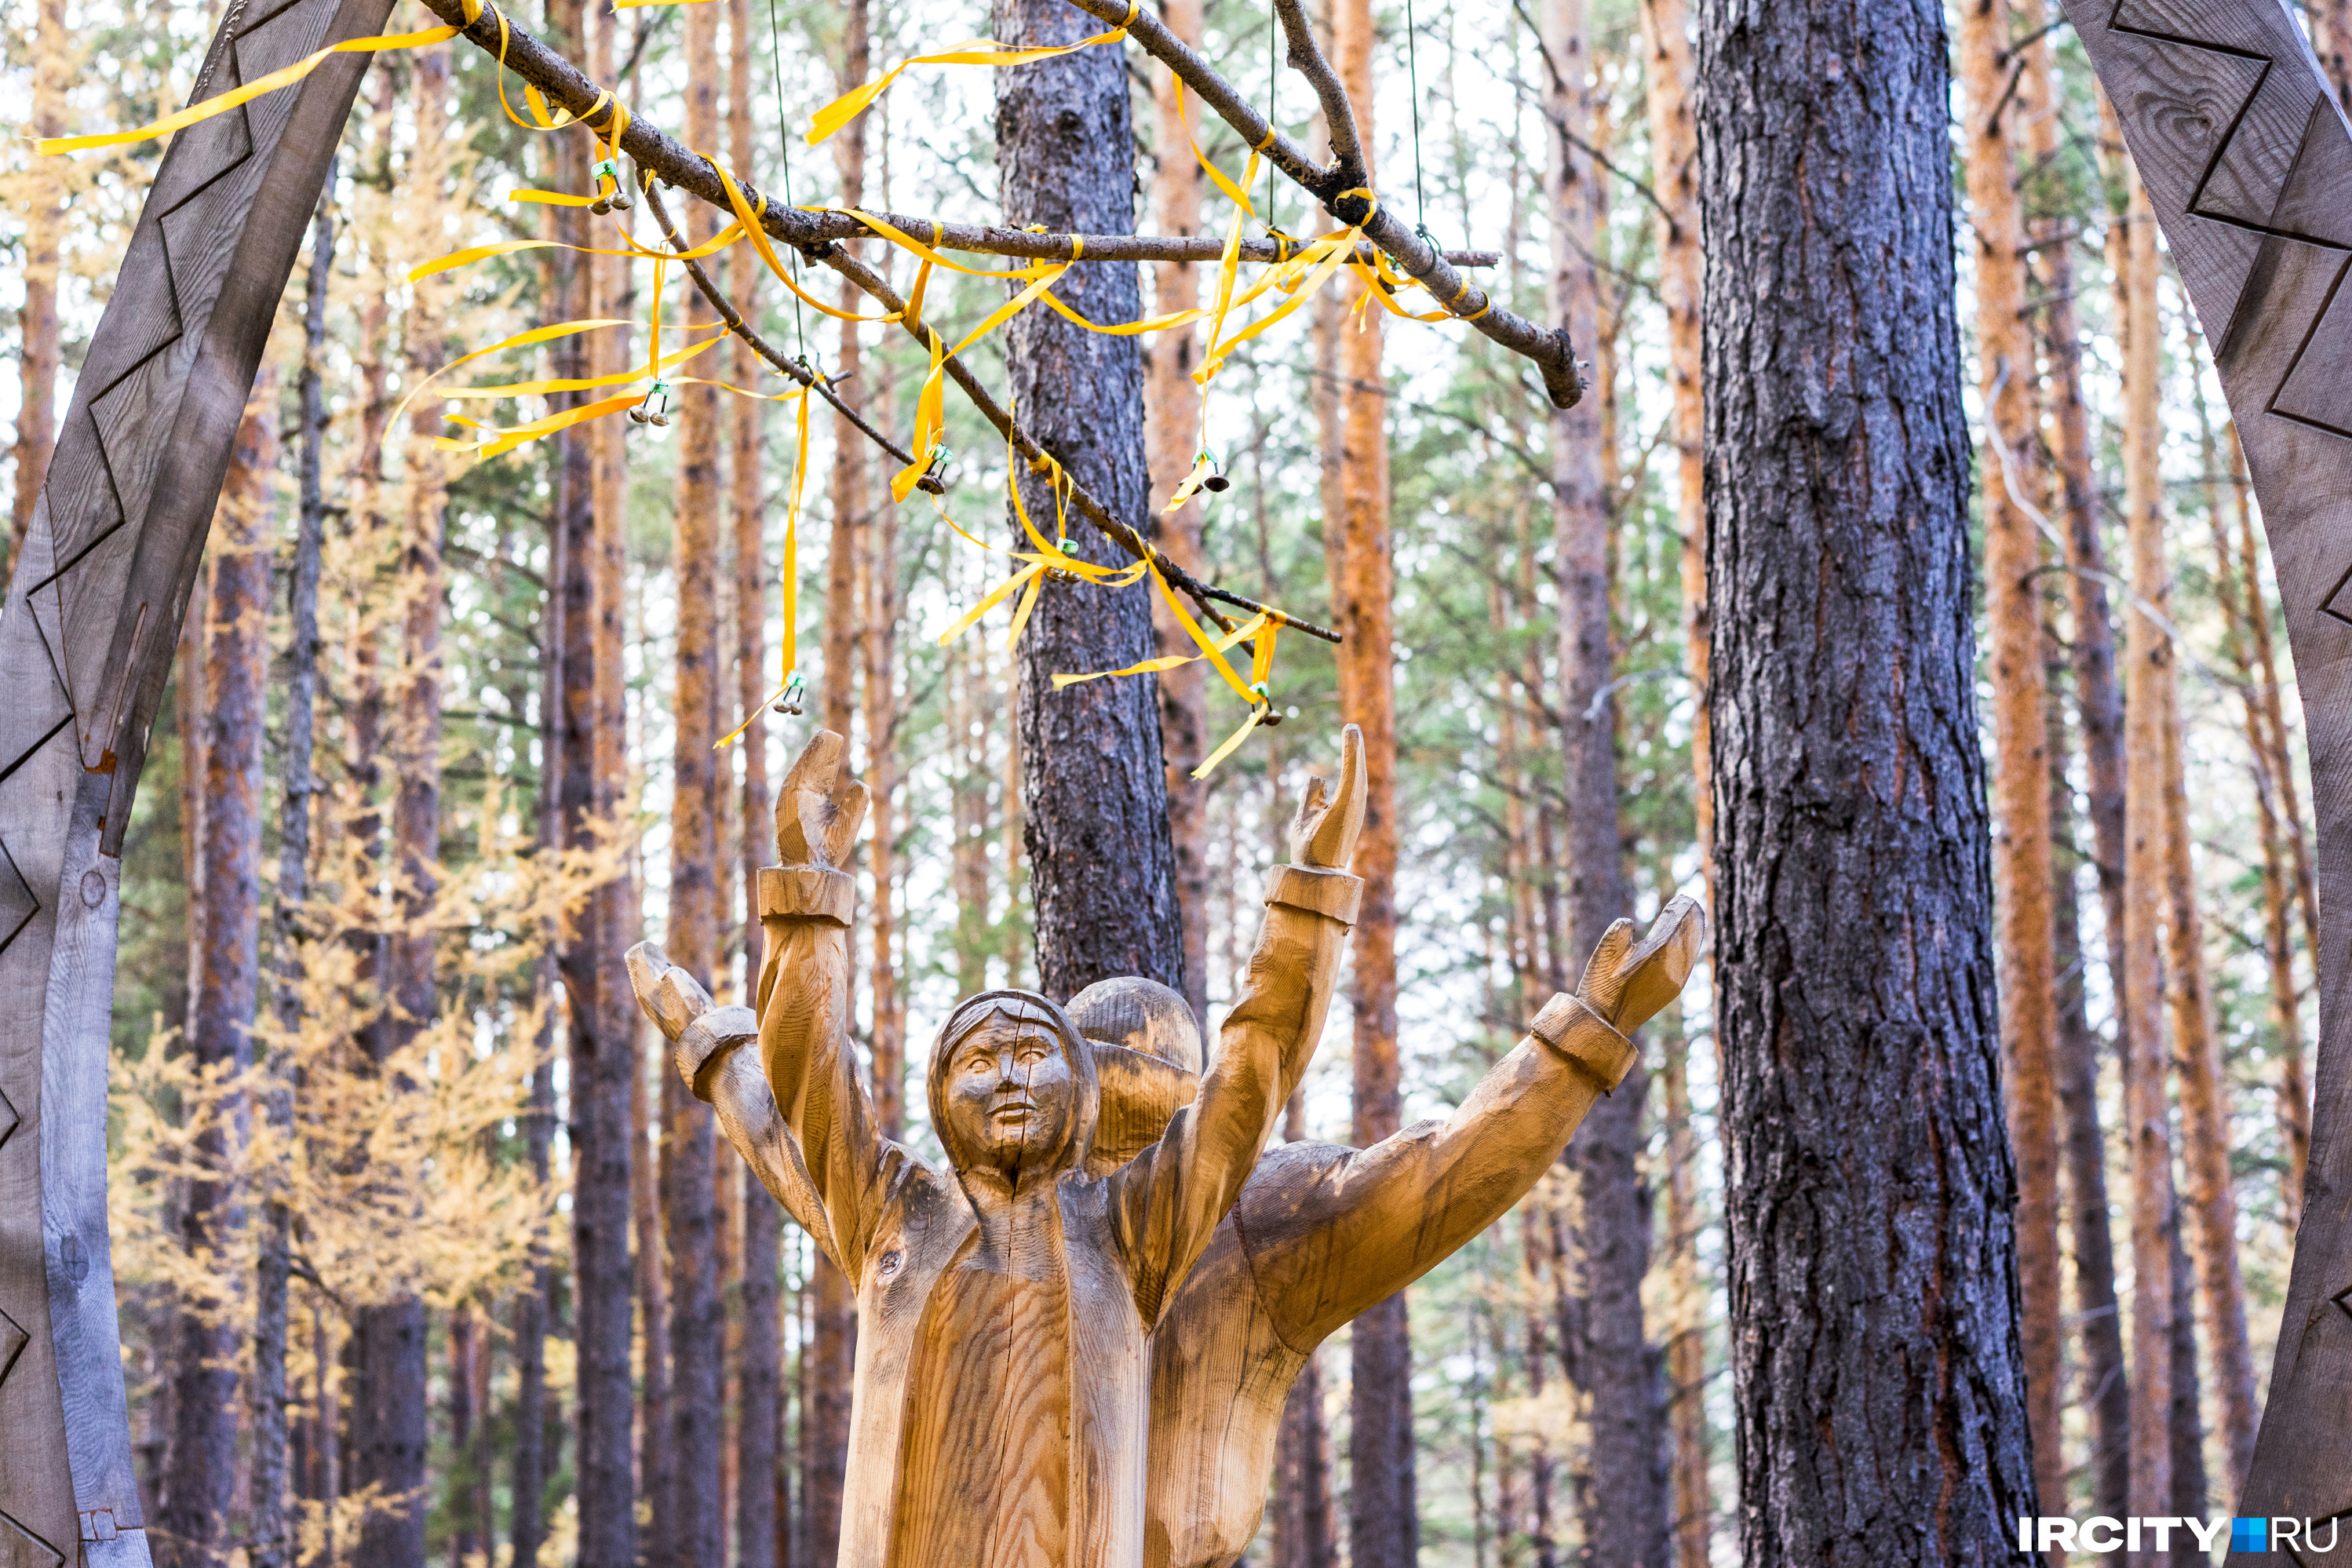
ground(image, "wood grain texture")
xmin=2057 ymin=0 xmax=2352 ymax=1547
xmin=0 ymin=0 xmax=392 ymax=1546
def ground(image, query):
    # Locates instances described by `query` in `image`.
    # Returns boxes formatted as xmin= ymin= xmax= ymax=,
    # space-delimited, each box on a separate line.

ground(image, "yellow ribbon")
xmin=37 ymin=16 xmax=469 ymax=152
xmin=808 ymin=3 xmax=1141 ymax=146
xmin=719 ymin=388 xmax=814 ymax=747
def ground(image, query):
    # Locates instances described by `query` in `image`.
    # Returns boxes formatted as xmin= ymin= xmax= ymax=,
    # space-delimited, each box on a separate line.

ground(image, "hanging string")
xmin=1264 ymin=0 xmax=1277 ymax=237
xmin=768 ymin=0 xmax=811 ymax=360
xmin=1403 ymin=0 xmax=1435 ymax=250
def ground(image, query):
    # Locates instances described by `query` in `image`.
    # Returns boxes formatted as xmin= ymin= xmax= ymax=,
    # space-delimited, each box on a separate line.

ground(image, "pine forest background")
xmin=0 ymin=0 xmax=2329 ymax=1562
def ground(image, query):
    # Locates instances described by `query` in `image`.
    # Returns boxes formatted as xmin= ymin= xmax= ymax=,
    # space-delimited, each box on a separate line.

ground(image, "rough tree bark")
xmin=1959 ymin=0 xmax=2064 ymax=1517
xmin=1324 ymin=0 xmax=1412 ymax=1558
xmin=1694 ymin=2 xmax=2040 ymax=1560
xmin=160 ymin=363 xmax=277 ymax=1568
xmin=2116 ymin=154 xmax=2179 ymax=1556
xmin=994 ymin=0 xmax=1185 ymax=997
xmin=1146 ymin=0 xmax=1212 ymax=1027
xmin=664 ymin=7 xmax=727 ymax=1559
xmin=11 ymin=0 xmax=65 ymax=578
xmin=567 ymin=4 xmax=636 ymax=1558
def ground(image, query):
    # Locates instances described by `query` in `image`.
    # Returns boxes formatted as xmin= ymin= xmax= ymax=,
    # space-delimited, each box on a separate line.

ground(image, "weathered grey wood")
xmin=2058 ymin=0 xmax=2352 ymax=1548
xmin=0 ymin=0 xmax=392 ymax=1546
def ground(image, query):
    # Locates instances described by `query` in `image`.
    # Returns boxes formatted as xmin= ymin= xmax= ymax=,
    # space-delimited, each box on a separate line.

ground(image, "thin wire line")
xmin=1405 ymin=0 xmax=1432 ymax=245
xmin=767 ymin=0 xmax=810 ymax=359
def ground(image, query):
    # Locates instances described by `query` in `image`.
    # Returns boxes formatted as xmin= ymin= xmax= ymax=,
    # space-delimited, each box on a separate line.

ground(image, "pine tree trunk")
xmin=1323 ymin=0 xmax=1411 ymax=1555
xmin=161 ymin=362 xmax=277 ymax=1568
xmin=826 ymin=0 xmax=870 ymax=749
xmin=1543 ymin=3 xmax=1665 ymax=1559
xmin=2025 ymin=25 xmax=2134 ymax=1512
xmin=2218 ymin=422 xmax=2314 ymax=1222
xmin=863 ymin=433 xmax=906 ymax=1140
xmin=2166 ymin=1189 xmax=2207 ymax=1530
xmin=567 ymin=6 xmax=636 ymax=1558
xmin=662 ymin=9 xmax=727 ymax=1559
xmin=2157 ymin=618 xmax=2259 ymax=1495
xmin=1960 ymin=0 xmax=2065 ymax=1516
xmin=1694 ymin=2 xmax=2039 ymax=1559
xmin=1271 ymin=1093 xmax=1336 ymax=1568
xmin=1522 ymin=1214 xmax=1561 ymax=1568
xmin=1638 ymin=0 xmax=1706 ymax=899
xmin=1145 ymin=0 xmax=1211 ymax=1026
xmin=726 ymin=3 xmax=783 ymax=1561
xmin=2048 ymin=641 xmax=2131 ymax=1522
xmin=356 ymin=75 xmax=452 ymax=1550
xmin=450 ymin=1307 xmax=480 ymax=1568
xmin=1659 ymin=1020 xmax=1708 ymax=1568
xmin=251 ymin=189 xmax=335 ymax=1568
xmin=994 ymin=0 xmax=1183 ymax=999
xmin=2116 ymin=154 xmax=2179 ymax=1558
xmin=10 ymin=0 xmax=64 ymax=578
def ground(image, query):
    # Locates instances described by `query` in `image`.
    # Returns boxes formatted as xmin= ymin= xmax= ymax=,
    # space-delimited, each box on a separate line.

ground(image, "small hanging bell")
xmin=771 ymin=670 xmax=807 ymax=717
xmin=1045 ymin=536 xmax=1083 ymax=585
xmin=1250 ymin=680 xmax=1281 ymax=727
xmin=589 ymin=158 xmax=621 ymax=215
xmin=630 ymin=377 xmax=675 ymax=428
xmin=1203 ymin=469 xmax=1231 ymax=494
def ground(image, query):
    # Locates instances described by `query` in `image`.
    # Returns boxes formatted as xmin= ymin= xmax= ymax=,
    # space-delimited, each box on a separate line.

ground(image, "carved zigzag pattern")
xmin=2105 ymin=2 xmax=2352 ymax=627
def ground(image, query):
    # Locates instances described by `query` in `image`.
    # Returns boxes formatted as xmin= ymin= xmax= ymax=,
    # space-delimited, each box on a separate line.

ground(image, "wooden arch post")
xmin=2061 ymin=0 xmax=2352 ymax=1548
xmin=0 ymin=0 xmax=390 ymax=1557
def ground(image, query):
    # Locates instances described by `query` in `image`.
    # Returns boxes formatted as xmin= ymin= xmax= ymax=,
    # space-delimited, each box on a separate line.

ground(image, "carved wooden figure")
xmin=633 ymin=727 xmax=1705 ymax=1566
xmin=631 ymin=724 xmax=1366 ymax=1566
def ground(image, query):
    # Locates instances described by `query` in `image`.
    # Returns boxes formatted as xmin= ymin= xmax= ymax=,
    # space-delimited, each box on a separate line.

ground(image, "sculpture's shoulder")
xmin=1227 ymin=1140 xmax=1366 ymax=1254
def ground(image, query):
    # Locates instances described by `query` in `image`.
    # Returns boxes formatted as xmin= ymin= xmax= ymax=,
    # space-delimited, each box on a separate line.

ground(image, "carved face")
xmin=940 ymin=1013 xmax=1078 ymax=1177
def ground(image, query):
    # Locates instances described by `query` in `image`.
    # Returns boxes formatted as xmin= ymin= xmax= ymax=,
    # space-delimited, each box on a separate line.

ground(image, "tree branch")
xmin=409 ymin=0 xmax=1567 ymax=398
xmin=640 ymin=181 xmax=944 ymax=493
xmin=808 ymin=243 xmax=1343 ymax=644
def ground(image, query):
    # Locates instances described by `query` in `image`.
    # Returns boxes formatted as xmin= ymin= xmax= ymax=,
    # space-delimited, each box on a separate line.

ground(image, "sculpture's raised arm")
xmin=1110 ymin=725 xmax=1367 ymax=1324
xmin=625 ymin=944 xmax=837 ymax=1259
xmin=629 ymin=730 xmax=880 ymax=1274
xmin=1254 ymin=895 xmax=1705 ymax=1347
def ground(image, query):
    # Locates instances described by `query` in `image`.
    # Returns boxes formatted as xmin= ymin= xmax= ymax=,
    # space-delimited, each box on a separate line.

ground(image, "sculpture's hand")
xmin=1573 ymin=894 xmax=1707 ymax=1034
xmin=773 ymin=728 xmax=870 ymax=870
xmin=1288 ymin=723 xmax=1366 ymax=870
xmin=626 ymin=940 xmax=758 ymax=1096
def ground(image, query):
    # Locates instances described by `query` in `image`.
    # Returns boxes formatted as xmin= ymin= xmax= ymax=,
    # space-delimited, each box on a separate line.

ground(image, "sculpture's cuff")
xmin=758 ymin=865 xmax=855 ymax=926
xmin=1264 ymin=864 xmax=1364 ymax=924
xmin=677 ymin=1004 xmax=760 ymax=1100
xmin=1528 ymin=990 xmax=1639 ymax=1092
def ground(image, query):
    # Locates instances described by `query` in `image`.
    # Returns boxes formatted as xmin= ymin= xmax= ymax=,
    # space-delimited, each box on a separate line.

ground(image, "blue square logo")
xmin=2234 ymin=1518 xmax=2270 ymax=1553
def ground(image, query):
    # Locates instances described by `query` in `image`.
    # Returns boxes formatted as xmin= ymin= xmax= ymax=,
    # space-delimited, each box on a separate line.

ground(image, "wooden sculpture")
xmin=2056 ymin=2 xmax=2352 ymax=1540
xmin=632 ymin=727 xmax=1705 ymax=1566
xmin=631 ymin=724 xmax=1365 ymax=1566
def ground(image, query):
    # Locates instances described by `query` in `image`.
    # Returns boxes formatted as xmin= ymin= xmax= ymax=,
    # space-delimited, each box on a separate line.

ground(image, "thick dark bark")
xmin=349 ymin=1298 xmax=429 ymax=1568
xmin=739 ymin=1179 xmax=782 ymax=1568
xmin=160 ymin=364 xmax=278 ymax=1568
xmin=1273 ymin=1097 xmax=1336 ymax=1568
xmin=1695 ymin=2 xmax=2038 ymax=1560
xmin=994 ymin=0 xmax=1183 ymax=1000
xmin=2048 ymin=658 xmax=2130 ymax=1521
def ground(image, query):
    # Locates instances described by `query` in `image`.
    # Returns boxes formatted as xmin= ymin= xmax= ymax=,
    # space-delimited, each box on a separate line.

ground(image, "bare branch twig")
xmin=640 ymin=182 xmax=944 ymax=493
